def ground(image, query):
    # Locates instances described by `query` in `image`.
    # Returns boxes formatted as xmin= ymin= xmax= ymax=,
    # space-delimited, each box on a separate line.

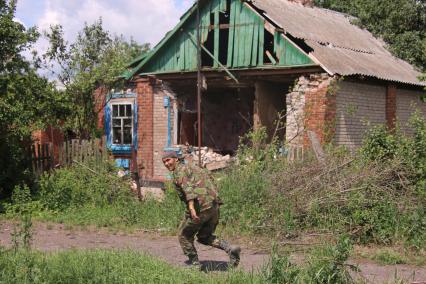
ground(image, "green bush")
xmin=38 ymin=163 xmax=129 ymax=211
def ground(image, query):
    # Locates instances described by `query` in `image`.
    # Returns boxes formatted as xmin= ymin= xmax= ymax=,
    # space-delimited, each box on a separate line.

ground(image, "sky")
xmin=15 ymin=0 xmax=194 ymax=50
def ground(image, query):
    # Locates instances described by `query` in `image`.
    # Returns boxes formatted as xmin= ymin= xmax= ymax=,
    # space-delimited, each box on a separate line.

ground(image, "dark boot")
xmin=218 ymin=240 xmax=241 ymax=267
xmin=188 ymin=254 xmax=201 ymax=270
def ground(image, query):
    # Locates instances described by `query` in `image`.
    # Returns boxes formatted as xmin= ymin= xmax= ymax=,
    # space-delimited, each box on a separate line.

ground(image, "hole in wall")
xmin=264 ymin=29 xmax=278 ymax=64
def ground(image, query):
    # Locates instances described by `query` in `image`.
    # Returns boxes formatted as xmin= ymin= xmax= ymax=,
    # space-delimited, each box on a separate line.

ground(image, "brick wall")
xmin=304 ymin=74 xmax=335 ymax=145
xmin=135 ymin=78 xmax=154 ymax=179
xmin=335 ymin=81 xmax=386 ymax=148
xmin=153 ymin=86 xmax=172 ymax=179
xmin=396 ymin=88 xmax=426 ymax=134
xmin=286 ymin=74 xmax=335 ymax=146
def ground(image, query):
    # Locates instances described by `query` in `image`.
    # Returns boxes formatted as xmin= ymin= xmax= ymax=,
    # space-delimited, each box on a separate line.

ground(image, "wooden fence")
xmin=286 ymin=146 xmax=305 ymax=162
xmin=31 ymin=138 xmax=109 ymax=177
xmin=57 ymin=138 xmax=108 ymax=168
xmin=30 ymin=143 xmax=54 ymax=177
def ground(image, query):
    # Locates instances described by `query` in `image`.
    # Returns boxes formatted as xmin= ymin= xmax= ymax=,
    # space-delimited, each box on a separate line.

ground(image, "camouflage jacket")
xmin=172 ymin=162 xmax=220 ymax=212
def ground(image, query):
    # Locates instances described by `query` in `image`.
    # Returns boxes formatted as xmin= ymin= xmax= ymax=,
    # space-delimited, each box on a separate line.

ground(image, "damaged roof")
xmin=250 ymin=0 xmax=425 ymax=86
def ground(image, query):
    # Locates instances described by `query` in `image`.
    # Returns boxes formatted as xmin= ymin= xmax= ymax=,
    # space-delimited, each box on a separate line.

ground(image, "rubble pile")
xmin=179 ymin=145 xmax=232 ymax=171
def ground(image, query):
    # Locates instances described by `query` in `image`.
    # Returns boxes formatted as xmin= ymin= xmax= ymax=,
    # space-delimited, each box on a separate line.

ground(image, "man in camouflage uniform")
xmin=162 ymin=151 xmax=241 ymax=268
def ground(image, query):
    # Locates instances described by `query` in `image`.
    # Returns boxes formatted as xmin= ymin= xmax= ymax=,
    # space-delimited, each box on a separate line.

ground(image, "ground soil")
xmin=0 ymin=221 xmax=425 ymax=283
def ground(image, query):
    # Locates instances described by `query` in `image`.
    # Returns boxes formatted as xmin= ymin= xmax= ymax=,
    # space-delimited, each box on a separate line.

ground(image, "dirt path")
xmin=0 ymin=222 xmax=425 ymax=283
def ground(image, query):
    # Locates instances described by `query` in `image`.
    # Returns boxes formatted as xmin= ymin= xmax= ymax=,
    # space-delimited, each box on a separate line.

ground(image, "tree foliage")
xmin=43 ymin=20 xmax=150 ymax=138
xmin=314 ymin=0 xmax=426 ymax=72
xmin=0 ymin=0 xmax=64 ymax=198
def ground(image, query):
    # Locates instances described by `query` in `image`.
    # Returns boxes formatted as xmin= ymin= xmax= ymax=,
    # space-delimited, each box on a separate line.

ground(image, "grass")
xmin=0 ymin=249 xmax=262 ymax=284
xmin=355 ymin=246 xmax=426 ymax=266
xmin=0 ymin=234 xmax=358 ymax=284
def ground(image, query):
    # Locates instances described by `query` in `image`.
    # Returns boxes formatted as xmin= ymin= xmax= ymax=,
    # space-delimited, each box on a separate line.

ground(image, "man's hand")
xmin=190 ymin=209 xmax=200 ymax=223
xmin=188 ymin=200 xmax=200 ymax=223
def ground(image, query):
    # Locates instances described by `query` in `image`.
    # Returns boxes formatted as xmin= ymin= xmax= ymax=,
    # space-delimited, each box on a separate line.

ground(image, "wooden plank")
xmin=58 ymin=142 xmax=62 ymax=167
xmin=245 ymin=9 xmax=255 ymax=67
xmin=213 ymin=9 xmax=220 ymax=68
xmin=241 ymin=6 xmax=248 ymax=67
xmin=274 ymin=31 xmax=280 ymax=60
xmin=258 ymin=19 xmax=265 ymax=65
xmin=219 ymin=0 xmax=227 ymax=11
xmin=232 ymin=1 xmax=241 ymax=67
xmin=70 ymin=140 xmax=74 ymax=164
xmin=251 ymin=14 xmax=259 ymax=66
xmin=66 ymin=140 xmax=70 ymax=166
xmin=227 ymin=0 xmax=237 ymax=67
xmin=265 ymin=50 xmax=277 ymax=65
xmin=264 ymin=21 xmax=275 ymax=35
xmin=80 ymin=140 xmax=84 ymax=163
xmin=279 ymin=35 xmax=286 ymax=65
xmin=37 ymin=144 xmax=42 ymax=175
xmin=238 ymin=3 xmax=247 ymax=67
xmin=49 ymin=143 xmax=54 ymax=169
xmin=179 ymin=33 xmax=185 ymax=71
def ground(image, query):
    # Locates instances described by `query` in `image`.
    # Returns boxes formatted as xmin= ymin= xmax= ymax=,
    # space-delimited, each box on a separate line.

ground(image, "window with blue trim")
xmin=112 ymin=103 xmax=133 ymax=145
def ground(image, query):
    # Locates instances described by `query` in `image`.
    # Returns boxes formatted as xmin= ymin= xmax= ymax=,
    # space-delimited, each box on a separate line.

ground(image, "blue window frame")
xmin=105 ymin=95 xmax=138 ymax=155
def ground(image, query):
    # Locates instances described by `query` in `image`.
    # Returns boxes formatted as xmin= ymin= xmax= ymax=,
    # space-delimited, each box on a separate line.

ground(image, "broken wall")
xmin=202 ymin=88 xmax=254 ymax=153
xmin=254 ymin=81 xmax=287 ymax=142
xmin=285 ymin=74 xmax=335 ymax=146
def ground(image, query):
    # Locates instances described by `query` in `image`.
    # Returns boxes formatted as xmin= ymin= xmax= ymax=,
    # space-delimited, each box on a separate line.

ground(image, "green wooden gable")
xmin=129 ymin=0 xmax=314 ymax=77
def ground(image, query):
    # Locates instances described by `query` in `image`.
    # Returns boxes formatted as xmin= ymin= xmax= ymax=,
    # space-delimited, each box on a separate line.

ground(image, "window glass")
xmin=111 ymin=103 xmax=133 ymax=145
xmin=113 ymin=105 xmax=119 ymax=117
xmin=126 ymin=105 xmax=132 ymax=117
xmin=113 ymin=119 xmax=121 ymax=127
xmin=123 ymin=119 xmax=132 ymax=127
xmin=119 ymin=105 xmax=125 ymax=117
xmin=123 ymin=127 xmax=132 ymax=144
xmin=113 ymin=127 xmax=122 ymax=144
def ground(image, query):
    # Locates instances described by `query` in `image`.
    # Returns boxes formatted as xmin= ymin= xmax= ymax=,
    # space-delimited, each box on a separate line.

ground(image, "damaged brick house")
xmin=99 ymin=0 xmax=425 ymax=181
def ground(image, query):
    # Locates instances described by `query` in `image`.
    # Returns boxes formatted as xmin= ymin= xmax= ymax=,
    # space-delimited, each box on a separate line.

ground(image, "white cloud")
xmin=36 ymin=0 xmax=194 ymax=46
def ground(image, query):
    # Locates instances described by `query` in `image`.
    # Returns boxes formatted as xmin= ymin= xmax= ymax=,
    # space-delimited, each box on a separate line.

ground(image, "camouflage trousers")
xmin=178 ymin=204 xmax=222 ymax=259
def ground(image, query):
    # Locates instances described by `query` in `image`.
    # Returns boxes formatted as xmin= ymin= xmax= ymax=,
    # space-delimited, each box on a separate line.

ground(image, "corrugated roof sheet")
xmin=251 ymin=0 xmax=425 ymax=86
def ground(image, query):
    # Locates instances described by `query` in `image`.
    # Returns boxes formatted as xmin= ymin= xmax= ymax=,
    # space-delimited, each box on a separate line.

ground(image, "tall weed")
xmin=261 ymin=237 xmax=356 ymax=284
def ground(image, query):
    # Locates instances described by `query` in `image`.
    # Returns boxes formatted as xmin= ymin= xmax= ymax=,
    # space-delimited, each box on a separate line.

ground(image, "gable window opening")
xmin=112 ymin=103 xmax=133 ymax=145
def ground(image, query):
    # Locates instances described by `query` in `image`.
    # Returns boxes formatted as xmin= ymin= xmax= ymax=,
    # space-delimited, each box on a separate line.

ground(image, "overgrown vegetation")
xmin=261 ymin=237 xmax=356 ymax=284
xmin=1 ymin=156 xmax=183 ymax=232
xmin=3 ymin=113 xmax=426 ymax=251
xmin=219 ymin=113 xmax=426 ymax=250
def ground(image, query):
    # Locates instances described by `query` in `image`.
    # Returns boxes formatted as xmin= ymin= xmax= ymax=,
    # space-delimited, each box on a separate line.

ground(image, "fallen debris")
xmin=178 ymin=145 xmax=232 ymax=171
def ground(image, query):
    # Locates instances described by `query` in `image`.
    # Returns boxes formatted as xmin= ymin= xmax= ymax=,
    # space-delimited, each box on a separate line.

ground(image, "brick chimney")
xmin=288 ymin=0 xmax=314 ymax=7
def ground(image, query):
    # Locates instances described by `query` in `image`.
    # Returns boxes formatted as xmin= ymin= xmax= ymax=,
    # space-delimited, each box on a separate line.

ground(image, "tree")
xmin=43 ymin=19 xmax=150 ymax=138
xmin=0 ymin=0 xmax=64 ymax=197
xmin=314 ymin=0 xmax=426 ymax=72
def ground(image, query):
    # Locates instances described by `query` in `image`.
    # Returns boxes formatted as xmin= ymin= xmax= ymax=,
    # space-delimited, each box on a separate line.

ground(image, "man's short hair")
xmin=162 ymin=151 xmax=178 ymax=160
